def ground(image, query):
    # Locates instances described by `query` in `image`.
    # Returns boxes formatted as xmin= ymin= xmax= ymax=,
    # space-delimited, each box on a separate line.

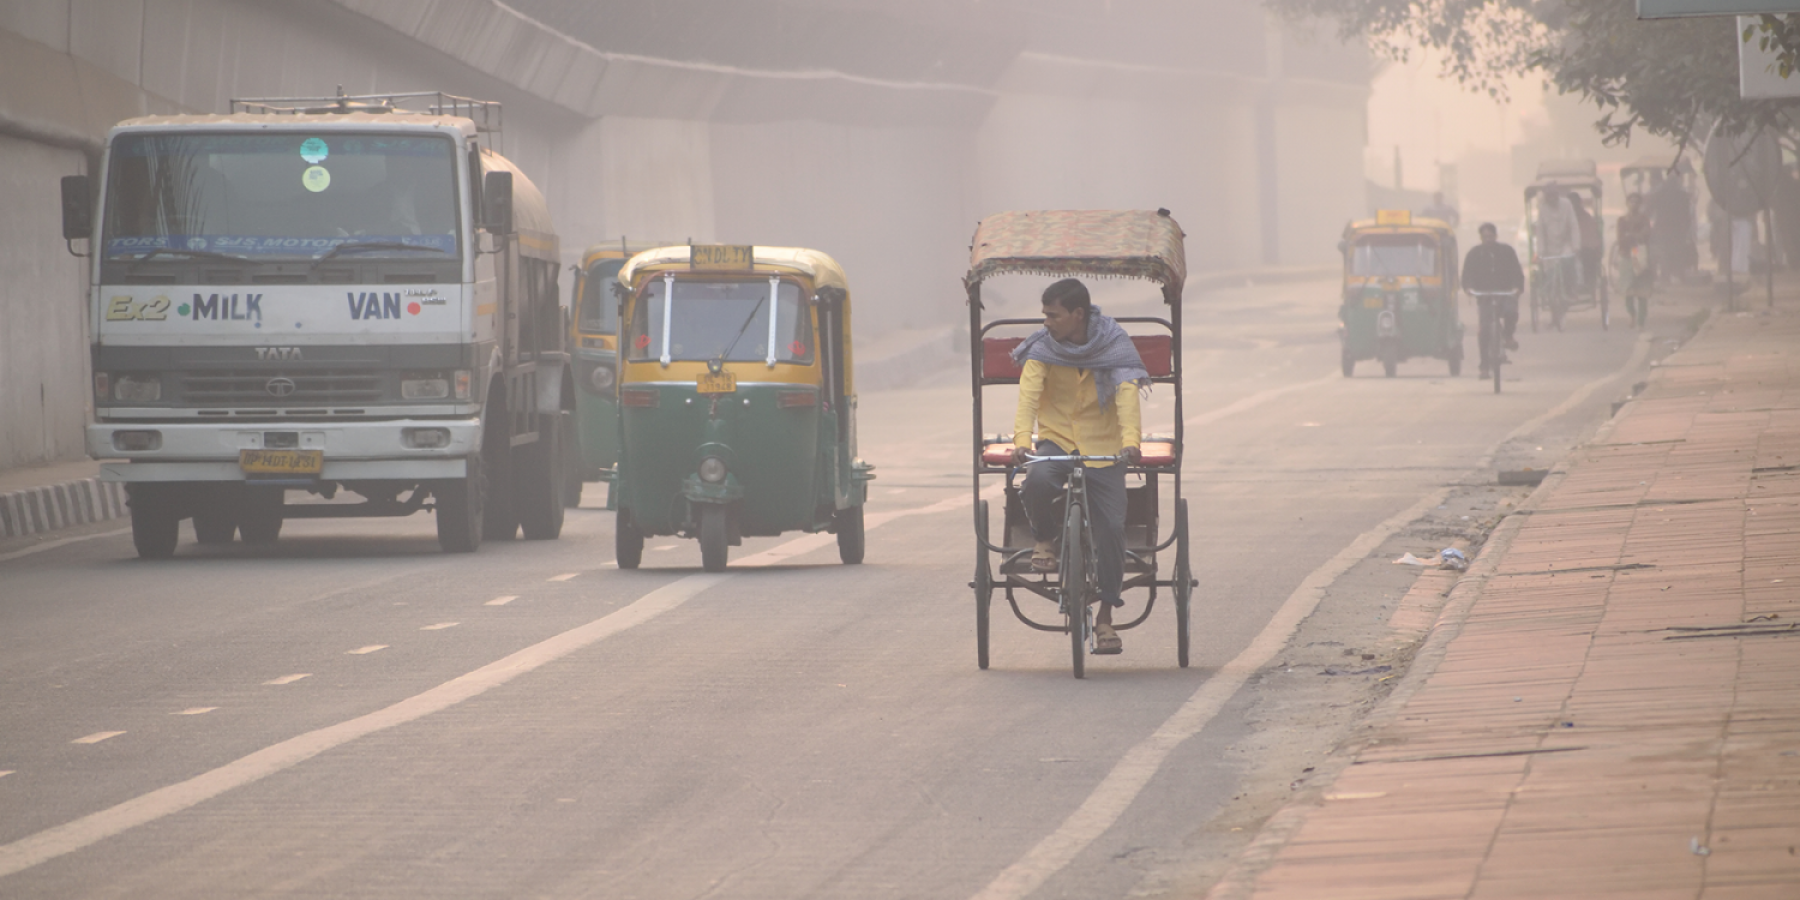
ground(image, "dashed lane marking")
xmin=263 ymin=674 xmax=310 ymax=686
xmin=548 ymin=573 xmax=578 ymax=582
xmin=71 ymin=732 xmax=125 ymax=745
xmin=345 ymin=645 xmax=387 ymax=655
xmin=171 ymin=708 xmax=217 ymax=716
xmin=420 ymin=623 xmax=459 ymax=631
xmin=484 ymin=596 xmax=518 ymax=607
xmin=0 ymin=492 xmax=973 ymax=881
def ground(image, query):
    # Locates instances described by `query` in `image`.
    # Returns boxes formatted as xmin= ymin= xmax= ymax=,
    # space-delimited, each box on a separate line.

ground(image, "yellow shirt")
xmin=1013 ymin=360 xmax=1141 ymax=467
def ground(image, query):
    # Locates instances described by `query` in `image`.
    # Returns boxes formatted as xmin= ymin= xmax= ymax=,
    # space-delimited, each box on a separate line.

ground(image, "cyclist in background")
xmin=1463 ymin=223 xmax=1526 ymax=379
xmin=1010 ymin=278 xmax=1146 ymax=655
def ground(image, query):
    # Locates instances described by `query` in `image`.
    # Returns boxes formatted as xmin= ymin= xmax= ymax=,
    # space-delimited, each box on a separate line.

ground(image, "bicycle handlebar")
xmin=1023 ymin=454 xmax=1120 ymax=463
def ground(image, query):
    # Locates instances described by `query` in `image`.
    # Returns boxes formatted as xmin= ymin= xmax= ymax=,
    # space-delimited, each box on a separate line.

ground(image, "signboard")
xmin=1738 ymin=16 xmax=1800 ymax=97
xmin=1638 ymin=0 xmax=1800 ymax=18
xmin=1375 ymin=209 xmax=1412 ymax=226
xmin=689 ymin=244 xmax=754 ymax=271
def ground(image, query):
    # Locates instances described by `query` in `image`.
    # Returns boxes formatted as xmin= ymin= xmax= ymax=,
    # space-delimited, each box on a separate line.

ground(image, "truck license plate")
xmin=239 ymin=449 xmax=323 ymax=475
xmin=697 ymin=372 xmax=737 ymax=394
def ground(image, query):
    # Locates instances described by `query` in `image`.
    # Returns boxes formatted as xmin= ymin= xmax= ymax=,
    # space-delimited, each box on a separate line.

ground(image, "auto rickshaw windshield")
xmin=626 ymin=277 xmax=814 ymax=364
xmin=1351 ymin=235 xmax=1438 ymax=277
xmin=579 ymin=259 xmax=625 ymax=333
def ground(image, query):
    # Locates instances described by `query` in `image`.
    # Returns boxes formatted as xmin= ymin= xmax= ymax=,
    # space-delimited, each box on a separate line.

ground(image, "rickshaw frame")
xmin=964 ymin=209 xmax=1196 ymax=675
xmin=1524 ymin=159 xmax=1609 ymax=331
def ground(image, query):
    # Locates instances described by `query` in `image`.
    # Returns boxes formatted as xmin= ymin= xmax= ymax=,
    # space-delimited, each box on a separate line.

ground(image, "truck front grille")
xmin=180 ymin=370 xmax=383 ymax=405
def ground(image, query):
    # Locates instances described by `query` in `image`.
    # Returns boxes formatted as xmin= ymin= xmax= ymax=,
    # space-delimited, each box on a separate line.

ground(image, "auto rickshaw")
xmin=966 ymin=208 xmax=1195 ymax=677
xmin=568 ymin=239 xmax=669 ymax=508
xmin=612 ymin=245 xmax=874 ymax=572
xmin=1338 ymin=210 xmax=1463 ymax=377
xmin=1525 ymin=159 xmax=1608 ymax=331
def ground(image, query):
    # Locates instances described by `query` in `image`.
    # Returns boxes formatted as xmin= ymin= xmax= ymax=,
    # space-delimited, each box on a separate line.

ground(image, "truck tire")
xmin=517 ymin=410 xmax=568 ymax=540
xmin=435 ymin=457 xmax=484 ymax=553
xmin=192 ymin=506 xmax=237 ymax=544
xmin=238 ymin=488 xmax=284 ymax=544
xmin=128 ymin=484 xmax=179 ymax=559
xmin=481 ymin=396 xmax=519 ymax=541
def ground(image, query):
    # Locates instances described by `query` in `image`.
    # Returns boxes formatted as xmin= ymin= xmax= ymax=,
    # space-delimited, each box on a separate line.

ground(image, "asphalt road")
xmin=0 ymin=278 xmax=1657 ymax=899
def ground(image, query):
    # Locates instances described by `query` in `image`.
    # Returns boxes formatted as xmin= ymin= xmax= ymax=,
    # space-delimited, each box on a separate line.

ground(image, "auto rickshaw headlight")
xmin=698 ymin=456 xmax=727 ymax=483
xmin=589 ymin=365 xmax=615 ymax=392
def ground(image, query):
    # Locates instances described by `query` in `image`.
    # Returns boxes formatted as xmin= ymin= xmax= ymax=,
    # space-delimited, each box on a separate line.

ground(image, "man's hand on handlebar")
xmin=1119 ymin=445 xmax=1141 ymax=466
xmin=1011 ymin=446 xmax=1030 ymax=466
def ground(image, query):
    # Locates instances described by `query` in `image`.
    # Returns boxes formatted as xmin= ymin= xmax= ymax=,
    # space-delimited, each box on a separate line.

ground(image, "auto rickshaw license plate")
xmin=1363 ymin=296 xmax=1385 ymax=308
xmin=697 ymin=372 xmax=738 ymax=394
xmin=239 ymin=449 xmax=323 ymax=475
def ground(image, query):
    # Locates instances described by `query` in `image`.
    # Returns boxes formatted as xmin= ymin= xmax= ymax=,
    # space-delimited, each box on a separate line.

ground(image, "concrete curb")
xmin=0 ymin=479 xmax=128 ymax=540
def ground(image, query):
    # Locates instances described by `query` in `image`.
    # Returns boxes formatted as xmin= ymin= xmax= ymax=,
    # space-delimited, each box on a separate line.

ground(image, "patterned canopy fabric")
xmin=966 ymin=209 xmax=1187 ymax=293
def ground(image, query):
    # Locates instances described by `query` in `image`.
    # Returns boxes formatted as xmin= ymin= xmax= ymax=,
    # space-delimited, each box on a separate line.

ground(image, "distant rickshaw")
xmin=1337 ymin=210 xmax=1464 ymax=378
xmin=567 ymin=240 xmax=669 ymax=507
xmin=612 ymin=245 xmax=874 ymax=572
xmin=1525 ymin=159 xmax=1608 ymax=331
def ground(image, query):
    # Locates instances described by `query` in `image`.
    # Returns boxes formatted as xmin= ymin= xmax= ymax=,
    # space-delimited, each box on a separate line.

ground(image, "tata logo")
xmin=265 ymin=377 xmax=297 ymax=398
xmin=255 ymin=347 xmax=302 ymax=361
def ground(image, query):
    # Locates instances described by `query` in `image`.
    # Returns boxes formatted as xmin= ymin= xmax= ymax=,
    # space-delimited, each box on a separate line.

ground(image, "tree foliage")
xmin=1265 ymin=0 xmax=1800 ymax=147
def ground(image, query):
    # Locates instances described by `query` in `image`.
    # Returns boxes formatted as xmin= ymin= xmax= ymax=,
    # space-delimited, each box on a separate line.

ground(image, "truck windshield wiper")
xmin=309 ymin=241 xmax=447 ymax=271
xmin=122 ymin=247 xmax=249 ymax=269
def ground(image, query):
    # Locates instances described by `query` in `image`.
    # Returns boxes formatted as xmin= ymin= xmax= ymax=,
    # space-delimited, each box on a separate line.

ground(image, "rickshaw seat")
xmin=981 ymin=335 xmax=1173 ymax=381
xmin=980 ymin=436 xmax=1178 ymax=467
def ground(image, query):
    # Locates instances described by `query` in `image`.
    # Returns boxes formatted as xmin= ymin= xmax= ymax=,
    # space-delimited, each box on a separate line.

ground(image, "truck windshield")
xmin=101 ymin=132 xmax=459 ymax=260
xmin=1351 ymin=236 xmax=1437 ymax=278
xmin=625 ymin=278 xmax=813 ymax=364
xmin=578 ymin=259 xmax=626 ymax=334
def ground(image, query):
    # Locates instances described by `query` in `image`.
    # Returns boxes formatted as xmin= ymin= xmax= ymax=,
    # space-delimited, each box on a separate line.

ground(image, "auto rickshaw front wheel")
xmin=615 ymin=509 xmax=644 ymax=569
xmin=699 ymin=504 xmax=729 ymax=572
xmin=835 ymin=504 xmax=865 ymax=565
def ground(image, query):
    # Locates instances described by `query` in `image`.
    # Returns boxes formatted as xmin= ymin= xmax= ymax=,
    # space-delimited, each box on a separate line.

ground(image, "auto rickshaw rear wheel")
xmin=835 ymin=504 xmax=865 ymax=565
xmin=615 ymin=509 xmax=643 ymax=569
xmin=699 ymin=504 xmax=729 ymax=572
xmin=1340 ymin=349 xmax=1355 ymax=378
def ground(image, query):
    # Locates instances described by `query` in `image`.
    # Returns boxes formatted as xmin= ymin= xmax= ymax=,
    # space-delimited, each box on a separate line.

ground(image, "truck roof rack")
xmin=229 ymin=87 xmax=502 ymax=134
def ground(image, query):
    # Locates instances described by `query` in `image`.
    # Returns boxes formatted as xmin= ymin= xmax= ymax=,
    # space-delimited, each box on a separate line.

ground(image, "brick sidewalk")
xmin=1211 ymin=311 xmax=1800 ymax=899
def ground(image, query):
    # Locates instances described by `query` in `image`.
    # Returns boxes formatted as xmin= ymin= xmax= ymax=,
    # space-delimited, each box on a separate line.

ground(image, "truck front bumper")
xmin=88 ymin=419 xmax=478 ymax=483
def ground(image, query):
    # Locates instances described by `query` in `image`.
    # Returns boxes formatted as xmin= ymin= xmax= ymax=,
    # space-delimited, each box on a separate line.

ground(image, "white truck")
xmin=60 ymin=91 xmax=573 ymax=557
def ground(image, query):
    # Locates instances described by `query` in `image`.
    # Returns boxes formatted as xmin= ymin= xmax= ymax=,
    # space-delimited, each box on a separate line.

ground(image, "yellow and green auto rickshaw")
xmin=612 ymin=245 xmax=874 ymax=571
xmin=567 ymin=240 xmax=669 ymax=507
xmin=1337 ymin=210 xmax=1463 ymax=378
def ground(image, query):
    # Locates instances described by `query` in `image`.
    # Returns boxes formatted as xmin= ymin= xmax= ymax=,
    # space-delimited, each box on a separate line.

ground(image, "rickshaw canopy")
xmin=965 ymin=209 xmax=1187 ymax=297
xmin=1526 ymin=158 xmax=1601 ymax=198
xmin=617 ymin=245 xmax=850 ymax=294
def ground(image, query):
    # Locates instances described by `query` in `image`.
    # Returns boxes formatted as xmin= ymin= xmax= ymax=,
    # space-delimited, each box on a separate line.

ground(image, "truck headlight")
xmin=401 ymin=375 xmax=450 ymax=400
xmin=589 ymin=365 xmax=615 ymax=392
xmin=698 ymin=456 xmax=726 ymax=483
xmin=113 ymin=375 xmax=161 ymax=402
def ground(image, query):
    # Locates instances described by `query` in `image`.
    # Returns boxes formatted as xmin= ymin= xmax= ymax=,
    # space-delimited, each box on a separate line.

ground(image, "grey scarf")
xmin=1010 ymin=306 xmax=1149 ymax=408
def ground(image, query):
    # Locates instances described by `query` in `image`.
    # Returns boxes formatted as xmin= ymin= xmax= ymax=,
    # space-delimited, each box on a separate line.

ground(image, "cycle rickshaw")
xmin=965 ymin=209 xmax=1195 ymax=678
xmin=1524 ymin=159 xmax=1608 ymax=331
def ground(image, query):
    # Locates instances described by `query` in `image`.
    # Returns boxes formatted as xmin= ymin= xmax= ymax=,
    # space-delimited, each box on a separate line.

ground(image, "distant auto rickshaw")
xmin=1525 ymin=159 xmax=1608 ymax=331
xmin=966 ymin=208 xmax=1195 ymax=678
xmin=612 ymin=245 xmax=874 ymax=572
xmin=1337 ymin=210 xmax=1464 ymax=378
xmin=568 ymin=239 xmax=670 ymax=508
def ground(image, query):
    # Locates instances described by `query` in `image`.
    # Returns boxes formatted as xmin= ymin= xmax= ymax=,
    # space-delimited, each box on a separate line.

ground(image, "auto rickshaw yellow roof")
xmin=582 ymin=240 xmax=682 ymax=264
xmin=617 ymin=245 xmax=849 ymax=293
xmin=1344 ymin=216 xmax=1455 ymax=236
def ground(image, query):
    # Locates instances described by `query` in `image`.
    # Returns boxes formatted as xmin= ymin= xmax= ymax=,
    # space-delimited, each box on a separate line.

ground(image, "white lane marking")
xmin=345 ymin=645 xmax=388 ymax=655
xmin=0 ymin=527 xmax=130 ymax=564
xmin=0 ymin=772 xmax=12 ymax=779
xmin=548 ymin=573 xmax=578 ymax=582
xmin=652 ymin=545 xmax=678 ymax=552
xmin=0 ymin=492 xmax=969 ymax=880
xmin=1185 ymin=372 xmax=1337 ymax=429
xmin=485 ymin=596 xmax=518 ymax=607
xmin=969 ymin=487 xmax=1448 ymax=900
xmin=971 ymin=336 xmax=1658 ymax=900
xmin=71 ymin=732 xmax=125 ymax=745
xmin=171 ymin=708 xmax=217 ymax=716
xmin=420 ymin=623 xmax=458 ymax=631
xmin=263 ymin=674 xmax=311 ymax=686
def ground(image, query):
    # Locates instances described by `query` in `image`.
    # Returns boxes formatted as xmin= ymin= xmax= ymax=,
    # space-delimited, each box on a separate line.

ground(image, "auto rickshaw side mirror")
xmin=815 ymin=285 xmax=846 ymax=308
xmin=1336 ymin=239 xmax=1348 ymax=255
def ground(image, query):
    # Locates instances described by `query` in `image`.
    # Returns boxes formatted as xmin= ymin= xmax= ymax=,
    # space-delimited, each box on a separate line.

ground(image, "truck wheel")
xmin=561 ymin=421 xmax=583 ymax=508
xmin=238 ymin=488 xmax=284 ymax=544
xmin=835 ymin=504 xmax=865 ymax=564
xmin=435 ymin=459 xmax=484 ymax=553
xmin=699 ymin=504 xmax=729 ymax=572
xmin=128 ymin=484 xmax=179 ymax=559
xmin=192 ymin=505 xmax=237 ymax=544
xmin=481 ymin=399 xmax=518 ymax=541
xmin=517 ymin=410 xmax=568 ymax=540
xmin=616 ymin=508 xmax=644 ymax=569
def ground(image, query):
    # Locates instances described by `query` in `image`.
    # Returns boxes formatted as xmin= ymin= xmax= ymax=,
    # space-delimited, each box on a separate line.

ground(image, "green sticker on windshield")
xmin=300 ymin=137 xmax=328 ymax=164
xmin=302 ymin=165 xmax=331 ymax=193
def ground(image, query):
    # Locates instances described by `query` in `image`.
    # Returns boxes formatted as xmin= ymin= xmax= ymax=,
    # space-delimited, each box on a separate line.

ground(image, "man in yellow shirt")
xmin=1010 ymin=279 xmax=1147 ymax=654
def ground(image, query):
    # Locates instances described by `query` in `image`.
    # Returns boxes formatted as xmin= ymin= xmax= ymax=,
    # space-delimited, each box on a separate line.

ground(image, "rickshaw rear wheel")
xmin=835 ymin=504 xmax=865 ymax=564
xmin=699 ymin=504 xmax=729 ymax=572
xmin=517 ymin=410 xmax=568 ymax=540
xmin=975 ymin=500 xmax=993 ymax=670
xmin=1600 ymin=281 xmax=1611 ymax=330
xmin=615 ymin=509 xmax=643 ymax=569
xmin=1062 ymin=501 xmax=1088 ymax=680
xmin=1175 ymin=498 xmax=1192 ymax=669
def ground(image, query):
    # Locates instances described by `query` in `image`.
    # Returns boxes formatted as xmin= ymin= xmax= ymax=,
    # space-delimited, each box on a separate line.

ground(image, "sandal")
xmin=1031 ymin=551 xmax=1057 ymax=573
xmin=1093 ymin=623 xmax=1122 ymax=655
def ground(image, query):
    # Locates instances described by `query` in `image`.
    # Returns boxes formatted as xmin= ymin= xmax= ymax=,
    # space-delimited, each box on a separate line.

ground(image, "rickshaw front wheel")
xmin=699 ymin=504 xmax=729 ymax=572
xmin=615 ymin=509 xmax=643 ymax=569
xmin=835 ymin=504 xmax=865 ymax=565
xmin=1062 ymin=501 xmax=1088 ymax=680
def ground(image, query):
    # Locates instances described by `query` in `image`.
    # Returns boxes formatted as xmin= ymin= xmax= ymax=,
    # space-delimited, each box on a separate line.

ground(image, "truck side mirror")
xmin=61 ymin=175 xmax=92 ymax=242
xmin=482 ymin=171 xmax=513 ymax=235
